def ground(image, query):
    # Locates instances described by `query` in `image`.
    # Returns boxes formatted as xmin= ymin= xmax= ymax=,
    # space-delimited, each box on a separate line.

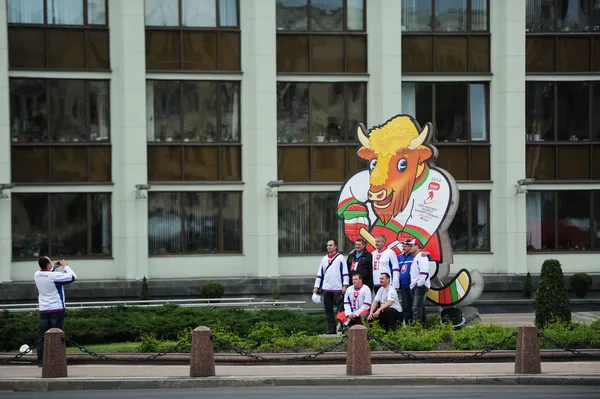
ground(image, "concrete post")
xmin=41 ymin=328 xmax=67 ymax=378
xmin=190 ymin=326 xmax=215 ymax=377
xmin=514 ymin=326 xmax=541 ymax=374
xmin=346 ymin=325 xmax=372 ymax=376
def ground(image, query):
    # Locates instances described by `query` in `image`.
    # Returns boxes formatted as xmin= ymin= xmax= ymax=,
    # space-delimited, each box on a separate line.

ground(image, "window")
xmin=146 ymin=80 xmax=241 ymax=181
xmin=448 ymin=190 xmax=490 ymax=251
xmin=11 ymin=193 xmax=111 ymax=259
xmin=277 ymin=82 xmax=366 ymax=182
xmin=10 ymin=78 xmax=111 ymax=183
xmin=526 ymin=81 xmax=600 ymax=180
xmin=526 ymin=190 xmax=600 ymax=251
xmin=7 ymin=0 xmax=109 ymax=70
xmin=402 ymin=0 xmax=490 ymax=73
xmin=402 ymin=82 xmax=490 ymax=181
xmin=276 ymin=0 xmax=367 ymax=73
xmin=278 ymin=192 xmax=350 ymax=254
xmin=526 ymin=0 xmax=600 ymax=72
xmin=148 ymin=191 xmax=242 ymax=254
xmin=144 ymin=0 xmax=240 ymax=71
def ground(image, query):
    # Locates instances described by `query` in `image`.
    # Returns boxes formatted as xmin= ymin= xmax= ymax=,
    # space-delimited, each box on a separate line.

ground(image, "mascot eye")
xmin=369 ymin=159 xmax=377 ymax=171
xmin=397 ymin=158 xmax=408 ymax=172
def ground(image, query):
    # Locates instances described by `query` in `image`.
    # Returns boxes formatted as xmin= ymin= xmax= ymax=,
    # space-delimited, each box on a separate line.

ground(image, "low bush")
xmin=201 ymin=282 xmax=224 ymax=299
xmin=569 ymin=273 xmax=593 ymax=299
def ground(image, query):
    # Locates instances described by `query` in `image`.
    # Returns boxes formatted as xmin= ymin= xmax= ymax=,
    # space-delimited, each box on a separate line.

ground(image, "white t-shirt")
xmin=374 ymin=285 xmax=402 ymax=313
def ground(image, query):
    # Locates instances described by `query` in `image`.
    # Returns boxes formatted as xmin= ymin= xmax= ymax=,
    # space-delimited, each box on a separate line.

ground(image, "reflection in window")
xmin=402 ymin=0 xmax=432 ymax=31
xmin=470 ymin=84 xmax=488 ymax=141
xmin=11 ymin=193 xmax=111 ymax=258
xmin=527 ymin=191 xmax=597 ymax=251
xmin=277 ymin=0 xmax=309 ymax=30
xmin=10 ymin=79 xmax=110 ymax=143
xmin=278 ymin=192 xmax=349 ymax=253
xmin=435 ymin=0 xmax=467 ymax=32
xmin=526 ymin=82 xmax=555 ymax=142
xmin=448 ymin=191 xmax=490 ymax=251
xmin=148 ymin=191 xmax=242 ymax=254
xmin=527 ymin=0 xmax=599 ymax=32
xmin=402 ymin=0 xmax=487 ymax=32
xmin=8 ymin=0 xmax=105 ymax=25
xmin=146 ymin=0 xmax=237 ymax=27
xmin=526 ymin=0 xmax=556 ymax=32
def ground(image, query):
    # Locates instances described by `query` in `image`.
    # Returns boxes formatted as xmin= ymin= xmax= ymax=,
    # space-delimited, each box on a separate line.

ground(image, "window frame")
xmin=277 ymin=191 xmax=351 ymax=255
xmin=7 ymin=0 xmax=110 ymax=71
xmin=11 ymin=192 xmax=113 ymax=261
xmin=401 ymin=0 xmax=491 ymax=74
xmin=147 ymin=191 xmax=243 ymax=256
xmin=276 ymin=81 xmax=367 ymax=182
xmin=526 ymin=190 xmax=599 ymax=253
xmin=276 ymin=0 xmax=367 ymax=74
xmin=404 ymin=81 xmax=491 ymax=181
xmin=144 ymin=0 xmax=241 ymax=72
xmin=450 ymin=190 xmax=491 ymax=252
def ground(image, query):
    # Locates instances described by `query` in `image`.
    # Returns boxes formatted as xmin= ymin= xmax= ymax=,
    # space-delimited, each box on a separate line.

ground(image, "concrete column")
xmin=490 ymin=0 xmax=527 ymax=275
xmin=367 ymin=0 xmax=403 ymax=125
xmin=240 ymin=0 xmax=278 ymax=278
xmin=109 ymin=0 xmax=148 ymax=279
xmin=0 ymin=4 xmax=11 ymax=282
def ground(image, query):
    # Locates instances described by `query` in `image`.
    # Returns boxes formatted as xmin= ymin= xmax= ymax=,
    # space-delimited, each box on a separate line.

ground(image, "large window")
xmin=277 ymin=82 xmax=366 ymax=182
xmin=402 ymin=82 xmax=490 ymax=181
xmin=448 ymin=190 xmax=490 ymax=251
xmin=278 ymin=192 xmax=350 ymax=254
xmin=146 ymin=80 xmax=241 ymax=181
xmin=7 ymin=0 xmax=109 ymax=70
xmin=526 ymin=0 xmax=600 ymax=72
xmin=526 ymin=81 xmax=600 ymax=180
xmin=526 ymin=190 xmax=600 ymax=251
xmin=144 ymin=0 xmax=240 ymax=71
xmin=148 ymin=191 xmax=242 ymax=255
xmin=402 ymin=0 xmax=490 ymax=73
xmin=10 ymin=78 xmax=111 ymax=183
xmin=276 ymin=0 xmax=367 ymax=73
xmin=11 ymin=193 xmax=111 ymax=259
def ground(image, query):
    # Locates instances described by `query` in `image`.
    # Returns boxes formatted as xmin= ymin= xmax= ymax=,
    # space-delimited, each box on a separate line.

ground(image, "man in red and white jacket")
xmin=371 ymin=234 xmax=399 ymax=294
xmin=408 ymin=239 xmax=431 ymax=326
xmin=34 ymin=256 xmax=77 ymax=366
xmin=339 ymin=272 xmax=372 ymax=327
xmin=313 ymin=240 xmax=349 ymax=334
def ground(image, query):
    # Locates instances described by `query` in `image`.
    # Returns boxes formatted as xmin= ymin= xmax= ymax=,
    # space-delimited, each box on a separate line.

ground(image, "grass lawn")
xmin=66 ymin=341 xmax=177 ymax=354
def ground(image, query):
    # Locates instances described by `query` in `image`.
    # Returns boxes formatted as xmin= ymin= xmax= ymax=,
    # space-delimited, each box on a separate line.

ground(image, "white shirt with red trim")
xmin=343 ymin=284 xmax=372 ymax=316
xmin=371 ymin=248 xmax=398 ymax=287
xmin=34 ymin=266 xmax=78 ymax=313
xmin=314 ymin=253 xmax=349 ymax=292
xmin=410 ymin=252 xmax=431 ymax=290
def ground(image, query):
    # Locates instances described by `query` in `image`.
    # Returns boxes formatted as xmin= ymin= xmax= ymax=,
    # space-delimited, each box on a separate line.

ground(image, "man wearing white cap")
xmin=313 ymin=239 xmax=349 ymax=334
xmin=408 ymin=239 xmax=431 ymax=326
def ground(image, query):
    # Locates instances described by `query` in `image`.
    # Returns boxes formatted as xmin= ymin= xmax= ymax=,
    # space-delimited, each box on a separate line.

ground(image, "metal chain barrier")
xmin=65 ymin=336 xmax=192 ymax=363
xmin=367 ymin=331 xmax=518 ymax=363
xmin=538 ymin=331 xmax=600 ymax=359
xmin=0 ymin=339 xmax=42 ymax=364
xmin=210 ymin=333 xmax=348 ymax=362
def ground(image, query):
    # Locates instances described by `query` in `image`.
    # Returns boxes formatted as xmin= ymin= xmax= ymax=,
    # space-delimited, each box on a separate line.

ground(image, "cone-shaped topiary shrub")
xmin=140 ymin=276 xmax=150 ymax=300
xmin=534 ymin=259 xmax=571 ymax=329
xmin=524 ymin=272 xmax=533 ymax=299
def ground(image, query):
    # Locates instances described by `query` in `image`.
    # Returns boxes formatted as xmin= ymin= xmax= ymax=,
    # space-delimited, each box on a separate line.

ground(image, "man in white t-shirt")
xmin=367 ymin=272 xmax=402 ymax=331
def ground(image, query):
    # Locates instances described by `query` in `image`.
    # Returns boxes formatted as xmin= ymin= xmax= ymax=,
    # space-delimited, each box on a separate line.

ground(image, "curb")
xmin=1 ymin=375 xmax=600 ymax=391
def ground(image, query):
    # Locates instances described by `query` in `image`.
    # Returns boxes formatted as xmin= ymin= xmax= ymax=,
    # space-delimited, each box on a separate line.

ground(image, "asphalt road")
xmin=1 ymin=386 xmax=600 ymax=398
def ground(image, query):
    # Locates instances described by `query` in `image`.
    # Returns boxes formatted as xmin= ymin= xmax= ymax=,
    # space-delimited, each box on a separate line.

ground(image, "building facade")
xmin=1 ymin=0 xmax=599 ymax=284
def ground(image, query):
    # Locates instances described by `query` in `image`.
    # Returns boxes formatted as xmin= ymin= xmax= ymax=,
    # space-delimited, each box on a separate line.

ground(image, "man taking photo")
xmin=34 ymin=257 xmax=77 ymax=367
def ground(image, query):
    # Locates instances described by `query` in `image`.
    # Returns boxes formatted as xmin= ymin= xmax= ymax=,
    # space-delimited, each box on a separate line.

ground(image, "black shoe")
xmin=38 ymin=363 xmax=42 ymax=368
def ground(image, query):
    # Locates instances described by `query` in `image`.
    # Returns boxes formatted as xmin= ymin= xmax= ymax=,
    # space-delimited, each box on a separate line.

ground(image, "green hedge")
xmin=2 ymin=306 xmax=599 ymax=353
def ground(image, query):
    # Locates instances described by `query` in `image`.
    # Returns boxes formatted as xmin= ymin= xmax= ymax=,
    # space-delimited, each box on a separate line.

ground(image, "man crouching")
xmin=338 ymin=272 xmax=372 ymax=328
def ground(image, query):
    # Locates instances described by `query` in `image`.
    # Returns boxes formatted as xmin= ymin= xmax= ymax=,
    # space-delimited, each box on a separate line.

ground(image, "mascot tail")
xmin=426 ymin=269 xmax=472 ymax=306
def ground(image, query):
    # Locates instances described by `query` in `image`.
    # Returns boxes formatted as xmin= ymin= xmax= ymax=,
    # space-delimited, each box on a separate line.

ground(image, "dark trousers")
xmin=37 ymin=311 xmax=65 ymax=365
xmin=400 ymin=287 xmax=414 ymax=324
xmin=323 ymin=291 xmax=343 ymax=333
xmin=412 ymin=286 xmax=428 ymax=326
xmin=378 ymin=308 xmax=402 ymax=331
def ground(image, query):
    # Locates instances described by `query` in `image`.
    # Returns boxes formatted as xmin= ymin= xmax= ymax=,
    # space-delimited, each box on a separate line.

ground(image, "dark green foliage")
xmin=534 ymin=259 xmax=571 ymax=329
xmin=524 ymin=272 xmax=533 ymax=299
xmin=140 ymin=276 xmax=150 ymax=300
xmin=569 ymin=273 xmax=593 ymax=299
xmin=272 ymin=285 xmax=281 ymax=300
xmin=201 ymin=282 xmax=224 ymax=298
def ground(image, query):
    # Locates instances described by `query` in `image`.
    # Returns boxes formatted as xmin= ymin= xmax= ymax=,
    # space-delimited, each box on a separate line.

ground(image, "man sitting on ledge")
xmin=368 ymin=272 xmax=402 ymax=331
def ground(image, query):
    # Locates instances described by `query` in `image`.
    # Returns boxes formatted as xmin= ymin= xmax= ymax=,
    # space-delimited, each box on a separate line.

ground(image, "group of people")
xmin=312 ymin=235 xmax=431 ymax=334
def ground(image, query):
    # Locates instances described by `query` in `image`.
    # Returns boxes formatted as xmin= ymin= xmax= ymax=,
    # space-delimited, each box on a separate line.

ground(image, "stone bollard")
xmin=514 ymin=325 xmax=541 ymax=374
xmin=346 ymin=325 xmax=372 ymax=376
xmin=190 ymin=326 xmax=216 ymax=377
xmin=42 ymin=328 xmax=67 ymax=378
